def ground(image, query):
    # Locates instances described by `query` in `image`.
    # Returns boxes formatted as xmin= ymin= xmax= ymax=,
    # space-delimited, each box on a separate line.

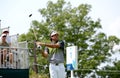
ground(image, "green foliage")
xmin=97 ymin=61 xmax=120 ymax=78
xmin=18 ymin=0 xmax=120 ymax=77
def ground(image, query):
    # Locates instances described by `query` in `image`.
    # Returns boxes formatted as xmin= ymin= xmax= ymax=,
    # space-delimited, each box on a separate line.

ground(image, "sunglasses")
xmin=51 ymin=34 xmax=58 ymax=37
xmin=3 ymin=31 xmax=9 ymax=33
xmin=51 ymin=35 xmax=54 ymax=37
xmin=3 ymin=36 xmax=6 ymax=37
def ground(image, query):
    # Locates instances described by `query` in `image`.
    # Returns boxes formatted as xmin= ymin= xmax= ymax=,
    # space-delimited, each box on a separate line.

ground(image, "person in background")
xmin=0 ymin=34 xmax=9 ymax=47
xmin=36 ymin=31 xmax=66 ymax=78
xmin=2 ymin=28 xmax=11 ymax=46
xmin=0 ymin=34 xmax=13 ymax=68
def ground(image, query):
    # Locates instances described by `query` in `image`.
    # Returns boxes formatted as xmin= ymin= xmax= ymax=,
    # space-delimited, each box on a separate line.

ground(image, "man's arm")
xmin=36 ymin=42 xmax=60 ymax=48
xmin=39 ymin=47 xmax=49 ymax=58
xmin=41 ymin=50 xmax=48 ymax=58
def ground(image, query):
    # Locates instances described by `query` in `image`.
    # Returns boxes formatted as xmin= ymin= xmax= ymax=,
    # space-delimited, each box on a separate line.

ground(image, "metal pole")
xmin=0 ymin=20 xmax=1 ymax=35
xmin=29 ymin=14 xmax=38 ymax=73
xmin=0 ymin=20 xmax=1 ymax=28
xmin=33 ymin=40 xmax=38 ymax=73
xmin=71 ymin=70 xmax=74 ymax=78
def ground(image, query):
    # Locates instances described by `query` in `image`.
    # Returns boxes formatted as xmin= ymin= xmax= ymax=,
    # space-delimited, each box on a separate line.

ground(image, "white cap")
xmin=2 ymin=29 xmax=9 ymax=33
xmin=1 ymin=34 xmax=7 ymax=37
xmin=50 ymin=31 xmax=58 ymax=36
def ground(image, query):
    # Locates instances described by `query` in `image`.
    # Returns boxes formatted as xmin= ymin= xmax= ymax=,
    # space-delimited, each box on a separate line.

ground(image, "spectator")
xmin=2 ymin=28 xmax=11 ymax=46
xmin=0 ymin=34 xmax=13 ymax=68
xmin=0 ymin=34 xmax=9 ymax=47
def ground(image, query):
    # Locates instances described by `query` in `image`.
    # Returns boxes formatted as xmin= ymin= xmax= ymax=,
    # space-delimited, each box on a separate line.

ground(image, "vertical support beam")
xmin=0 ymin=20 xmax=1 ymax=29
xmin=33 ymin=40 xmax=38 ymax=73
xmin=0 ymin=20 xmax=1 ymax=35
xmin=71 ymin=70 xmax=74 ymax=78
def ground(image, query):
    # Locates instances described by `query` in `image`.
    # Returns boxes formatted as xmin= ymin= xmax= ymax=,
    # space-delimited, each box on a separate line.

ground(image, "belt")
xmin=50 ymin=63 xmax=63 ymax=66
xmin=55 ymin=63 xmax=59 ymax=66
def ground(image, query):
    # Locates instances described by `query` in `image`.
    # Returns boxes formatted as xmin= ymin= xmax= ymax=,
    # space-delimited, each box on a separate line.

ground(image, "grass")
xmin=30 ymin=71 xmax=49 ymax=78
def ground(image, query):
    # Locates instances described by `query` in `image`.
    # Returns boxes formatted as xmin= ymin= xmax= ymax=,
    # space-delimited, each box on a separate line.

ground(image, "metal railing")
xmin=0 ymin=46 xmax=29 ymax=69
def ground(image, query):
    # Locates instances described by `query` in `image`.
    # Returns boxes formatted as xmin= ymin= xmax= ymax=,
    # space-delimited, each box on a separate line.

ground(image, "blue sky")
xmin=0 ymin=0 xmax=120 ymax=38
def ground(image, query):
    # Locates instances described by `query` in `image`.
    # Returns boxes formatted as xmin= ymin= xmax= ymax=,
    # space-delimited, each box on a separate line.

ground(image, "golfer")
xmin=36 ymin=31 xmax=66 ymax=78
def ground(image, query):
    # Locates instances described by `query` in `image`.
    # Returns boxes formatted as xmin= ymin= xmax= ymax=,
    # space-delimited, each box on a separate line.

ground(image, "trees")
xmin=19 ymin=0 xmax=120 ymax=77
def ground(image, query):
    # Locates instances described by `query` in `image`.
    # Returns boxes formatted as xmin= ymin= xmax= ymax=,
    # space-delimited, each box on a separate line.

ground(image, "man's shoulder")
xmin=58 ymin=40 xmax=64 ymax=43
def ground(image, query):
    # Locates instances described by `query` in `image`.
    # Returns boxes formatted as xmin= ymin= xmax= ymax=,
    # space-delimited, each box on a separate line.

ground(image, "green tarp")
xmin=0 ymin=69 xmax=29 ymax=78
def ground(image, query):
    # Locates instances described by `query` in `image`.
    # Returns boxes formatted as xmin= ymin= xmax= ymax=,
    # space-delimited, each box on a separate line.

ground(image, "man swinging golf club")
xmin=36 ymin=31 xmax=66 ymax=78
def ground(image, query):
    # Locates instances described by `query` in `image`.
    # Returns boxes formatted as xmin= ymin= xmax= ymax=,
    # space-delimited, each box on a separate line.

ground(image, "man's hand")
xmin=36 ymin=42 xmax=46 ymax=51
xmin=36 ymin=42 xmax=46 ymax=46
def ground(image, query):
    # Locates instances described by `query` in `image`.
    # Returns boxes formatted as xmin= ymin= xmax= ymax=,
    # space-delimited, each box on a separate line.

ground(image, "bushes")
xmin=30 ymin=71 xmax=49 ymax=78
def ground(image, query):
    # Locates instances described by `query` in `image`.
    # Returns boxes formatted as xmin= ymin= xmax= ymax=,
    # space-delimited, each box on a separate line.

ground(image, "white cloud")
xmin=107 ymin=17 xmax=120 ymax=38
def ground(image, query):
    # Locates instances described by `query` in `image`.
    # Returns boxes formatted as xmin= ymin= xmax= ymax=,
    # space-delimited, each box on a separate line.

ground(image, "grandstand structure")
xmin=0 ymin=26 xmax=29 ymax=78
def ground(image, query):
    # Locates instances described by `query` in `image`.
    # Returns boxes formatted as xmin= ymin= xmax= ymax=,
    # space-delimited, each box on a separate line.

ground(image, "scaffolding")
xmin=0 ymin=42 xmax=29 ymax=69
xmin=0 ymin=26 xmax=29 ymax=78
